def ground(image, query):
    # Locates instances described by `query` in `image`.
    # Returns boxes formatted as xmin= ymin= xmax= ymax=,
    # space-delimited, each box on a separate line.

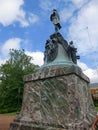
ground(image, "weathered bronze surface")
xmin=44 ymin=32 xmax=80 ymax=66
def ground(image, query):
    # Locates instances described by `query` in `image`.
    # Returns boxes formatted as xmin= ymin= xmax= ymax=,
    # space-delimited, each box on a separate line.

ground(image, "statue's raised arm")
xmin=50 ymin=9 xmax=61 ymax=32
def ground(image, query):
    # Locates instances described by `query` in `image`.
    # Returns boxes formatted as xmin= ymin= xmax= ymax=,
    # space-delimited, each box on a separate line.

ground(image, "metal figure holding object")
xmin=68 ymin=41 xmax=80 ymax=64
xmin=50 ymin=9 xmax=61 ymax=32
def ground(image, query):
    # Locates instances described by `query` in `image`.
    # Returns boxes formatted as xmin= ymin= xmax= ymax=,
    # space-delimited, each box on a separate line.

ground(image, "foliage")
xmin=0 ymin=49 xmax=39 ymax=113
xmin=92 ymin=95 xmax=98 ymax=107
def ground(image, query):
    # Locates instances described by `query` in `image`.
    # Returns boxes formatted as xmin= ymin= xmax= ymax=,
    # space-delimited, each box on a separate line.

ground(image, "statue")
xmin=44 ymin=33 xmax=80 ymax=64
xmin=9 ymin=8 xmax=96 ymax=130
xmin=68 ymin=41 xmax=80 ymax=64
xmin=44 ymin=39 xmax=58 ymax=63
xmin=50 ymin=9 xmax=61 ymax=32
xmin=44 ymin=9 xmax=80 ymax=65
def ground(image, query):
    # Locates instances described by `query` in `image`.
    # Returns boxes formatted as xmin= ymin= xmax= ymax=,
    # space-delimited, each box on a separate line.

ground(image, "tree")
xmin=0 ymin=49 xmax=39 ymax=113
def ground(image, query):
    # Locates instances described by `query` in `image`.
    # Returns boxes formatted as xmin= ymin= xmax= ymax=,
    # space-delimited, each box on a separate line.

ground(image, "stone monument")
xmin=10 ymin=9 xmax=96 ymax=130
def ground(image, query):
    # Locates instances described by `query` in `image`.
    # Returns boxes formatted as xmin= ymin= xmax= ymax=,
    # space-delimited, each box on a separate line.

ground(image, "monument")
xmin=10 ymin=9 xmax=96 ymax=130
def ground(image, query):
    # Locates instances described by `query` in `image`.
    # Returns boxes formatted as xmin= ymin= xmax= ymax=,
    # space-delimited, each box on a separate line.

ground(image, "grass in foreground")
xmin=2 ymin=112 xmax=16 ymax=116
xmin=95 ymin=107 xmax=98 ymax=112
xmin=1 ymin=106 xmax=98 ymax=116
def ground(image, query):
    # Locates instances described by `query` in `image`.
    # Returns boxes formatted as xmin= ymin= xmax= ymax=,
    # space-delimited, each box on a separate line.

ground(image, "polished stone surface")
xmin=10 ymin=65 xmax=96 ymax=130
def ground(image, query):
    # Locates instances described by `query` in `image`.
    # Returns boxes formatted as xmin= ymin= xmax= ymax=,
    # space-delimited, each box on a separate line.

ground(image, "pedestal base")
xmin=9 ymin=65 xmax=96 ymax=130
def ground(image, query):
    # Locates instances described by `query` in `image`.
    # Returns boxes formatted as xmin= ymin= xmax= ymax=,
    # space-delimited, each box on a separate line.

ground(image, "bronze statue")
xmin=50 ymin=9 xmax=61 ymax=32
xmin=68 ymin=41 xmax=80 ymax=64
xmin=44 ymin=39 xmax=58 ymax=63
xmin=44 ymin=9 xmax=80 ymax=64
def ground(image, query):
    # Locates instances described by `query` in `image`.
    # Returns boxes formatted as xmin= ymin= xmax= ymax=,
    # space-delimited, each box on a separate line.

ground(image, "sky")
xmin=0 ymin=0 xmax=98 ymax=83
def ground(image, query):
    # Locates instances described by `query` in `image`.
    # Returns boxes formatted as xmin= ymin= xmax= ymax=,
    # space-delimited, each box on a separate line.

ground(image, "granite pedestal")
xmin=9 ymin=65 xmax=96 ymax=130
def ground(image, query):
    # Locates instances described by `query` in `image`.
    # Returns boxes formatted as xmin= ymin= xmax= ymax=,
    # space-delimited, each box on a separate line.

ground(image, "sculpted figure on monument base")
xmin=68 ymin=41 xmax=77 ymax=64
xmin=44 ymin=32 xmax=80 ymax=64
xmin=50 ymin=9 xmax=61 ymax=32
xmin=68 ymin=41 xmax=80 ymax=64
xmin=44 ymin=39 xmax=58 ymax=63
xmin=44 ymin=9 xmax=80 ymax=65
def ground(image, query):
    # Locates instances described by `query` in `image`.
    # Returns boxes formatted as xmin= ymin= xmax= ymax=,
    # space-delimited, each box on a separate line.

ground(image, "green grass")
xmin=2 ymin=112 xmax=16 ymax=116
xmin=95 ymin=107 xmax=98 ymax=112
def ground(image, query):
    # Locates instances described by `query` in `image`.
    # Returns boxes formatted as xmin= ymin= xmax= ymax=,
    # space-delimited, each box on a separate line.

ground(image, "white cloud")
xmin=0 ymin=41 xmax=44 ymax=66
xmin=39 ymin=0 xmax=62 ymax=12
xmin=0 ymin=0 xmax=27 ymax=26
xmin=25 ymin=51 xmax=44 ymax=66
xmin=84 ymin=68 xmax=98 ymax=83
xmin=16 ymin=9 xmax=29 ymax=27
xmin=0 ymin=0 xmax=39 ymax=27
xmin=28 ymin=13 xmax=39 ymax=24
xmin=72 ymin=0 xmax=87 ymax=8
xmin=39 ymin=0 xmax=52 ymax=11
xmin=0 ymin=39 xmax=44 ymax=66
xmin=1 ymin=38 xmax=22 ymax=56
xmin=60 ymin=6 xmax=75 ymax=22
xmin=78 ymin=61 xmax=98 ymax=83
xmin=69 ymin=0 xmax=98 ymax=55
xmin=77 ymin=61 xmax=88 ymax=71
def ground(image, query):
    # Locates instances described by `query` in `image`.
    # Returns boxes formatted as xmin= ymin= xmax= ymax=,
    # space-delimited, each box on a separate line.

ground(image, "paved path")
xmin=0 ymin=114 xmax=15 ymax=130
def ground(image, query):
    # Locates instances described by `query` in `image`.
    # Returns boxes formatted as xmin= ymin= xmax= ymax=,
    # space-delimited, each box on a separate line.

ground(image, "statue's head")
xmin=53 ymin=9 xmax=57 ymax=13
xmin=69 ymin=41 xmax=73 ymax=45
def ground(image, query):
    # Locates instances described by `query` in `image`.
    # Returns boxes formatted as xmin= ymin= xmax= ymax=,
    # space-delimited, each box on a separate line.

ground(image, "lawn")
xmin=96 ymin=107 xmax=98 ymax=112
xmin=2 ymin=112 xmax=16 ymax=116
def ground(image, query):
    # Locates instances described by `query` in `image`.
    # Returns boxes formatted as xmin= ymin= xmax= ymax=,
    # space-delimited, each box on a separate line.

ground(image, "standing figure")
xmin=68 ymin=41 xmax=77 ymax=64
xmin=50 ymin=9 xmax=61 ymax=32
xmin=44 ymin=39 xmax=58 ymax=63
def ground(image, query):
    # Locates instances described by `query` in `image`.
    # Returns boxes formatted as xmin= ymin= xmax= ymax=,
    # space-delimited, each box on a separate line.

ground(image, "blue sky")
xmin=0 ymin=0 xmax=98 ymax=83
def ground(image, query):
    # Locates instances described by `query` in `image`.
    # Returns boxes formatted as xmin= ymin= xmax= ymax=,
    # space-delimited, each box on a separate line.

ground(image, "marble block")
xmin=9 ymin=65 xmax=96 ymax=130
